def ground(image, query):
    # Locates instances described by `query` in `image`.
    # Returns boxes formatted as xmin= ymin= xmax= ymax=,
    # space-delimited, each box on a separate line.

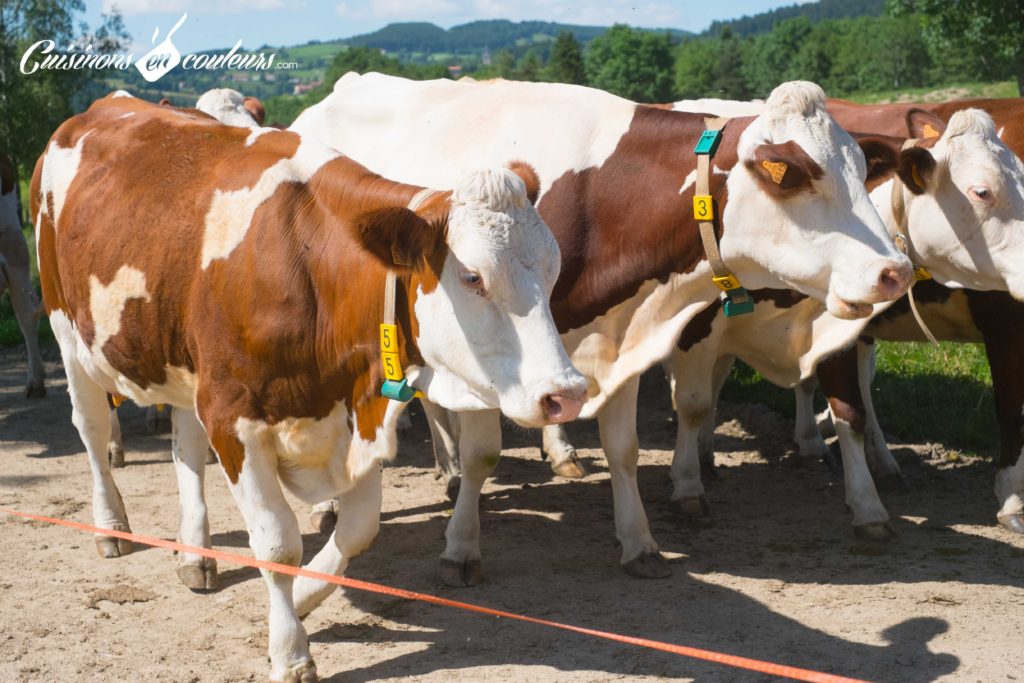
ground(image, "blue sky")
xmin=82 ymin=1 xmax=808 ymax=54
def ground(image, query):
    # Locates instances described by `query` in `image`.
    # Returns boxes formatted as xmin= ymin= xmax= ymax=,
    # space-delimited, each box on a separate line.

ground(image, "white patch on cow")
xmin=201 ymin=137 xmax=339 ymax=268
xmin=996 ymin=435 xmax=1024 ymax=519
xmin=117 ymin=112 xmax=135 ymax=120
xmin=997 ymin=126 xmax=1005 ymax=140
xmin=40 ymin=131 xmax=91 ymax=227
xmin=112 ymin=90 xmax=132 ymax=98
xmin=291 ymin=73 xmax=637 ymax=200
xmin=88 ymin=265 xmax=150 ymax=352
xmin=673 ymin=99 xmax=766 ymax=117
xmin=245 ymin=127 xmax=274 ymax=147
xmin=678 ymin=165 xmax=729 ymax=194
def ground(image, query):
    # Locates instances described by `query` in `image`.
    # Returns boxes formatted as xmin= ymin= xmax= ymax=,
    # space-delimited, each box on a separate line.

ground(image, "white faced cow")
xmin=33 ymin=92 xmax=584 ymax=682
xmin=290 ymin=72 xmax=913 ymax=583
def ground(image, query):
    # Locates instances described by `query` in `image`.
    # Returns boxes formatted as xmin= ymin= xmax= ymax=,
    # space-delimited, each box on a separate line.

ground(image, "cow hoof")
xmin=622 ymin=551 xmax=672 ymax=579
xmin=177 ymin=561 xmax=218 ymax=591
xmin=445 ymin=476 xmax=461 ymax=503
xmin=24 ymin=383 xmax=46 ymax=399
xmin=876 ymin=472 xmax=910 ymax=493
xmin=673 ymin=495 xmax=710 ymax=518
xmin=205 ymin=447 xmax=218 ymax=465
xmin=997 ymin=514 xmax=1024 ymax=534
xmin=277 ymin=660 xmax=318 ymax=683
xmin=551 ymin=456 xmax=586 ymax=479
xmin=853 ymin=521 xmax=896 ymax=542
xmin=95 ymin=532 xmax=133 ymax=558
xmin=439 ymin=558 xmax=482 ymax=587
xmin=309 ymin=509 xmax=337 ymax=535
xmin=108 ymin=445 xmax=126 ymax=469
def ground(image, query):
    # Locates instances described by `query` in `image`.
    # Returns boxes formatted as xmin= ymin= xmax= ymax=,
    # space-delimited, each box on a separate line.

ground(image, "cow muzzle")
xmin=540 ymin=388 xmax=587 ymax=424
xmin=828 ymin=257 xmax=913 ymax=319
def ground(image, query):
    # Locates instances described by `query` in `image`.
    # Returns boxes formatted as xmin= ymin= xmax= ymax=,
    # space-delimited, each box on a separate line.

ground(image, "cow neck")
xmin=888 ymin=138 xmax=939 ymax=345
xmin=544 ymin=107 xmax=752 ymax=332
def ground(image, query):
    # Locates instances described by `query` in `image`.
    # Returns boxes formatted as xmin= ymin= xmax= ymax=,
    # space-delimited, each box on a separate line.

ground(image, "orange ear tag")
xmin=761 ymin=160 xmax=788 ymax=184
xmin=922 ymin=123 xmax=940 ymax=139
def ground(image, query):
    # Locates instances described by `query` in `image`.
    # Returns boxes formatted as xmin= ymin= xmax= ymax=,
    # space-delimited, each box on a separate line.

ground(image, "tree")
xmin=891 ymin=0 xmax=1024 ymax=94
xmin=743 ymin=17 xmax=813 ymax=96
xmin=0 ymin=1 xmax=128 ymax=175
xmin=516 ymin=49 xmax=542 ymax=81
xmin=586 ymin=25 xmax=675 ymax=102
xmin=674 ymin=29 xmax=751 ymax=99
xmin=546 ymin=31 xmax=587 ymax=85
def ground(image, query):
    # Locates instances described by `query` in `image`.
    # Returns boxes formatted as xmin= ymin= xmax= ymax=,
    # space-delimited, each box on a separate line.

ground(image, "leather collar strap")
xmin=889 ymin=140 xmax=939 ymax=346
xmin=380 ymin=189 xmax=438 ymax=401
xmin=693 ymin=117 xmax=753 ymax=317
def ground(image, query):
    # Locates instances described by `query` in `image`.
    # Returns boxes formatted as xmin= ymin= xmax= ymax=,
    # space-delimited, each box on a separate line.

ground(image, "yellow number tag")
xmin=914 ymin=267 xmax=932 ymax=281
xmin=712 ymin=274 xmax=740 ymax=291
xmin=380 ymin=324 xmax=398 ymax=353
xmin=693 ymin=194 xmax=713 ymax=221
xmin=381 ymin=352 xmax=403 ymax=381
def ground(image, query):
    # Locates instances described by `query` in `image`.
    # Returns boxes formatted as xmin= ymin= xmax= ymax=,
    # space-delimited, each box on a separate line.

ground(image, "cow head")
xmin=894 ymin=108 xmax=1024 ymax=300
xmin=721 ymin=81 xmax=913 ymax=319
xmin=354 ymin=164 xmax=587 ymax=428
xmin=194 ymin=88 xmax=264 ymax=129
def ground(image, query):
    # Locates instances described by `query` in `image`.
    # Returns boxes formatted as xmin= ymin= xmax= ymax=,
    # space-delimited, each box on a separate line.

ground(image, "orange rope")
xmin=0 ymin=506 xmax=871 ymax=683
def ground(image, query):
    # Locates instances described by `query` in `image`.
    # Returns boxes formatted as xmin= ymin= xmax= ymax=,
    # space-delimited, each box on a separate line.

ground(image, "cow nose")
xmin=875 ymin=261 xmax=913 ymax=301
xmin=541 ymin=390 xmax=585 ymax=424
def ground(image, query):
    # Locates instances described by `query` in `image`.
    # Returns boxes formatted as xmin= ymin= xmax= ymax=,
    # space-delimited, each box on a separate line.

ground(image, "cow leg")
xmin=541 ymin=424 xmax=586 ymax=479
xmin=308 ymin=499 xmax=338 ymax=535
xmin=107 ymin=403 xmax=125 ymax=468
xmin=698 ymin=354 xmax=734 ymax=480
xmin=439 ymin=409 xmax=501 ymax=587
xmin=293 ymin=463 xmax=382 ymax=616
xmin=60 ymin=354 xmax=132 ymax=557
xmin=794 ymin=377 xmax=830 ymax=459
xmin=422 ymin=398 xmax=463 ymax=501
xmin=146 ymin=403 xmax=172 ymax=434
xmin=4 ymin=259 xmax=45 ymax=398
xmin=219 ymin=432 xmax=315 ymax=683
xmin=995 ymin=454 xmax=1024 ymax=533
xmin=171 ymin=406 xmax=216 ymax=591
xmin=600 ymin=376 xmax=669 ymax=578
xmin=817 ymin=349 xmax=894 ymax=541
xmin=856 ymin=340 xmax=906 ymax=490
xmin=666 ymin=347 xmax=717 ymax=517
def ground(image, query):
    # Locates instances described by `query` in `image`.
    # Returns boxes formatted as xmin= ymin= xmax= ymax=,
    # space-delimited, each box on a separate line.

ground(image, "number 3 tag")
xmin=693 ymin=194 xmax=713 ymax=221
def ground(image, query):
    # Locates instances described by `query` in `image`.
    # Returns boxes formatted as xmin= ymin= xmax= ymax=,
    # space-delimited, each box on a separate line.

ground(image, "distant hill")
xmin=706 ymin=0 xmax=885 ymax=37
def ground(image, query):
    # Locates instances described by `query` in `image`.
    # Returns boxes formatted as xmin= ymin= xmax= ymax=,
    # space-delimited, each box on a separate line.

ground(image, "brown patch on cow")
xmin=677 ymin=288 xmax=806 ymax=351
xmin=243 ymin=97 xmax=266 ymax=126
xmin=158 ymin=98 xmax=172 ymax=107
xmin=0 ymin=154 xmax=15 ymax=196
xmin=507 ymin=161 xmax=540 ymax=204
xmin=896 ymin=146 xmax=937 ymax=195
xmin=541 ymin=107 xmax=756 ymax=332
xmin=746 ymin=140 xmax=823 ymax=198
xmin=906 ymin=108 xmax=948 ymax=141
xmin=643 ymin=103 xmax=674 ymax=110
xmin=816 ymin=347 xmax=865 ymax=433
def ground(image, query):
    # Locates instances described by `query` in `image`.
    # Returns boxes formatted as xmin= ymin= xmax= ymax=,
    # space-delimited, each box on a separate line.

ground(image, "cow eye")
xmin=968 ymin=185 xmax=994 ymax=205
xmin=459 ymin=268 xmax=486 ymax=294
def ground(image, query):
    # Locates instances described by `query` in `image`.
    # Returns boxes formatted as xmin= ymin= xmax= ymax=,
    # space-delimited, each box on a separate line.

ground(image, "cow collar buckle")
xmin=379 ymin=189 xmax=436 ymax=402
xmin=890 ymin=139 xmax=938 ymax=345
xmin=693 ymin=117 xmax=751 ymax=317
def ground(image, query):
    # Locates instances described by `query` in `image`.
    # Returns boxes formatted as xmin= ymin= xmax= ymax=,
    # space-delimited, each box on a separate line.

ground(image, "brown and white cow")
xmin=33 ymin=91 xmax=585 ymax=682
xmin=1 ymin=153 xmax=45 ymax=398
xmin=654 ymin=97 xmax=1024 ymax=535
xmin=290 ymin=72 xmax=914 ymax=582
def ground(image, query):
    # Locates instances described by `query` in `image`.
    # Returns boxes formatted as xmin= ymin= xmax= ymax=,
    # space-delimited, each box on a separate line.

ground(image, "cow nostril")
xmin=879 ymin=266 xmax=910 ymax=295
xmin=542 ymin=394 xmax=563 ymax=418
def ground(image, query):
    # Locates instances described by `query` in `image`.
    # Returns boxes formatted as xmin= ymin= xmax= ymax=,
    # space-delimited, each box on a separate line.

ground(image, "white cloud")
xmin=104 ymin=0 xmax=296 ymax=15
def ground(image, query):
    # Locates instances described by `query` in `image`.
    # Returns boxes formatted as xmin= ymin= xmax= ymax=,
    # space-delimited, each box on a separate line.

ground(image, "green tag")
xmin=381 ymin=378 xmax=416 ymax=402
xmin=694 ymin=129 xmax=722 ymax=157
xmin=722 ymin=288 xmax=754 ymax=317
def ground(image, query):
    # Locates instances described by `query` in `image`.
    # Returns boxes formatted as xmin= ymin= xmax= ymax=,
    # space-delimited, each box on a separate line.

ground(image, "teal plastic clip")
xmin=381 ymin=378 xmax=416 ymax=402
xmin=722 ymin=288 xmax=754 ymax=317
xmin=694 ymin=129 xmax=722 ymax=157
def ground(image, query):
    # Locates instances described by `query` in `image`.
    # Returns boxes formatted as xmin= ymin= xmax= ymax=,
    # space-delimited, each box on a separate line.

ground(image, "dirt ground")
xmin=1 ymin=344 xmax=1022 ymax=683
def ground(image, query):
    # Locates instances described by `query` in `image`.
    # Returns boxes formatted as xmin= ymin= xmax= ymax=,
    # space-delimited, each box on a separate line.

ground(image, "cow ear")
xmin=352 ymin=207 xmax=443 ymax=271
xmin=896 ymin=145 xmax=937 ymax=195
xmin=158 ymin=97 xmax=172 ymax=107
xmin=856 ymin=136 xmax=900 ymax=188
xmin=243 ymin=97 xmax=266 ymax=126
xmin=506 ymin=160 xmax=540 ymax=205
xmin=746 ymin=140 xmax=824 ymax=197
xmin=906 ymin=109 xmax=946 ymax=140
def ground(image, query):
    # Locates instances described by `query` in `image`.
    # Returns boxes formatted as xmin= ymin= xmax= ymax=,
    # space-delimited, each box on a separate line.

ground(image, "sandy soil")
xmin=1 ymin=344 xmax=1022 ymax=683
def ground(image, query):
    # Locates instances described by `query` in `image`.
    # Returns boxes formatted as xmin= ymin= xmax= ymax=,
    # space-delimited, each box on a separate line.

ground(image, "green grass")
xmin=721 ymin=341 xmax=996 ymax=457
xmin=845 ymin=80 xmax=1017 ymax=104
